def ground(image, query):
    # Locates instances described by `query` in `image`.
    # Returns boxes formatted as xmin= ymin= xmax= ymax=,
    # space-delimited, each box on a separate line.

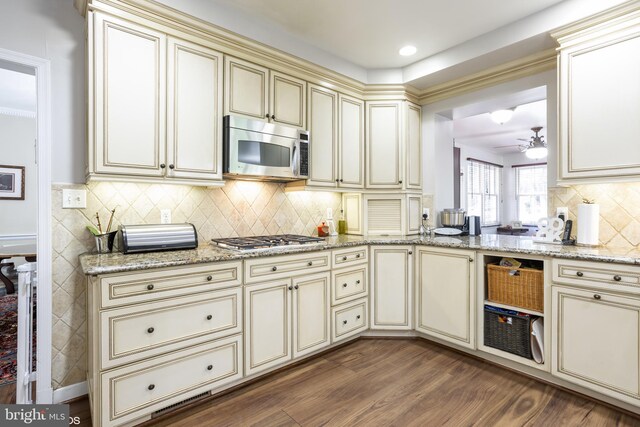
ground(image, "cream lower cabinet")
xmin=414 ymin=247 xmax=476 ymax=349
xmin=90 ymin=12 xmax=224 ymax=184
xmin=552 ymin=285 xmax=640 ymax=405
xmin=245 ymin=271 xmax=330 ymax=376
xmin=370 ymin=246 xmax=413 ymax=330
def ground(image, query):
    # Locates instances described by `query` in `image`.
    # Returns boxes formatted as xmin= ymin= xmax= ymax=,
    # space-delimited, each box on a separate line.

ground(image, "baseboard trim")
xmin=53 ymin=381 xmax=87 ymax=404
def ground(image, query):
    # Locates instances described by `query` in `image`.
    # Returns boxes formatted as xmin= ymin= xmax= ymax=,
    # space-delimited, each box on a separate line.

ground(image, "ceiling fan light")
xmin=525 ymin=146 xmax=548 ymax=159
xmin=490 ymin=109 xmax=514 ymax=125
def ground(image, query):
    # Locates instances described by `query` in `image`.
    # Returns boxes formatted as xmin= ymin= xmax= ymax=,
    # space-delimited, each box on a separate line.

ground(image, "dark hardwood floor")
xmin=0 ymin=382 xmax=16 ymax=404
xmin=69 ymin=339 xmax=640 ymax=426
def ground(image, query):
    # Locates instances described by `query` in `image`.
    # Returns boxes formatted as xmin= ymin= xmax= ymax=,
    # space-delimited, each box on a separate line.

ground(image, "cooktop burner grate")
xmin=211 ymin=234 xmax=324 ymax=251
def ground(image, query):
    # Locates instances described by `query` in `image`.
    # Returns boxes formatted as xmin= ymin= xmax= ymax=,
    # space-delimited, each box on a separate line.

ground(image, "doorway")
xmin=0 ymin=48 xmax=53 ymax=404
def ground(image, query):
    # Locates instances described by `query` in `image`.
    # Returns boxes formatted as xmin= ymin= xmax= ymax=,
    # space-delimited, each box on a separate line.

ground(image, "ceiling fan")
xmin=491 ymin=126 xmax=548 ymax=159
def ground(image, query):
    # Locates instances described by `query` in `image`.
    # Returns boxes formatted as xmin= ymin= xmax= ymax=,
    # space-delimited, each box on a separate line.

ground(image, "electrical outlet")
xmin=423 ymin=208 xmax=430 ymax=218
xmin=62 ymin=189 xmax=86 ymax=209
xmin=160 ymin=209 xmax=171 ymax=224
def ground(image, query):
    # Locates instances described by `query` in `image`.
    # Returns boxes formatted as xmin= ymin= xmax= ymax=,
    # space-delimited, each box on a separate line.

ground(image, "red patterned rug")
xmin=0 ymin=294 xmax=36 ymax=386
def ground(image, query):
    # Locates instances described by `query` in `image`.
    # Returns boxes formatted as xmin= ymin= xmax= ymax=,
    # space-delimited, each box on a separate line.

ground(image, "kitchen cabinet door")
xmin=338 ymin=94 xmax=365 ymax=189
xmin=405 ymin=102 xmax=422 ymax=190
xmin=166 ymin=37 xmax=223 ymax=181
xmin=552 ymin=285 xmax=640 ymax=404
xmin=224 ymin=56 xmax=269 ymax=121
xmin=366 ymin=101 xmax=402 ymax=188
xmin=292 ymin=272 xmax=331 ymax=358
xmin=306 ymin=84 xmax=338 ymax=187
xmin=244 ymin=280 xmax=292 ymax=376
xmin=270 ymin=71 xmax=306 ymax=128
xmin=415 ymin=247 xmax=476 ymax=349
xmin=92 ymin=13 xmax=166 ymax=177
xmin=370 ymin=246 xmax=412 ymax=330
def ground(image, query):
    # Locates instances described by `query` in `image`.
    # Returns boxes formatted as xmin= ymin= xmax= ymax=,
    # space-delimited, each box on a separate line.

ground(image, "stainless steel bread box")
xmin=120 ymin=223 xmax=198 ymax=254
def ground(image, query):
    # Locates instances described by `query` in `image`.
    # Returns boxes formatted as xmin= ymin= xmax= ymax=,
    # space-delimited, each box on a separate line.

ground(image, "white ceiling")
xmin=201 ymin=0 xmax=566 ymax=69
xmin=0 ymin=67 xmax=36 ymax=116
xmin=454 ymin=99 xmax=547 ymax=154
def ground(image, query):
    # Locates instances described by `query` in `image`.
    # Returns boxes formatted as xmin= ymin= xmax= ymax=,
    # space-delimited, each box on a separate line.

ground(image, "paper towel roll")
xmin=577 ymin=203 xmax=599 ymax=246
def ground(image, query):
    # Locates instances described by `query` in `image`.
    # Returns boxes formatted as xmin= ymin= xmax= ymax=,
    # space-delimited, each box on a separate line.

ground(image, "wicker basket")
xmin=484 ymin=305 xmax=533 ymax=360
xmin=487 ymin=264 xmax=544 ymax=312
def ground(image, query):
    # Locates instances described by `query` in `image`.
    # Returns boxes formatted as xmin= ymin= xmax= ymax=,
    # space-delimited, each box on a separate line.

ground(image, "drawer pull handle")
xmin=308 ymin=261 xmax=313 ymax=266
xmin=272 ymin=266 xmax=278 ymax=272
xmin=614 ymin=275 xmax=622 ymax=282
xmin=576 ymin=271 xmax=584 ymax=277
xmin=356 ymin=254 xmax=361 ymax=258
xmin=294 ymin=285 xmax=299 ymax=290
xmin=207 ymin=365 xmax=213 ymax=371
xmin=147 ymin=327 xmax=154 ymax=334
xmin=343 ymin=283 xmax=348 ymax=288
xmin=206 ymin=315 xmax=213 ymax=320
xmin=147 ymin=284 xmax=154 ymax=290
xmin=343 ymin=320 xmax=348 ymax=325
xmin=356 ymin=315 xmax=361 ymax=320
xmin=356 ymin=280 xmax=361 ymax=284
xmin=206 ymin=275 xmax=213 ymax=281
xmin=148 ymin=384 xmax=155 ymax=391
xmin=594 ymin=294 xmax=602 ymax=300
xmin=343 ymin=256 xmax=348 ymax=261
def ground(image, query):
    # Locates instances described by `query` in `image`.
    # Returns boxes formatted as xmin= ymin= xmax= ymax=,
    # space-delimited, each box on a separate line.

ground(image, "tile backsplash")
xmin=50 ymin=180 xmax=341 ymax=389
xmin=548 ymin=183 xmax=640 ymax=248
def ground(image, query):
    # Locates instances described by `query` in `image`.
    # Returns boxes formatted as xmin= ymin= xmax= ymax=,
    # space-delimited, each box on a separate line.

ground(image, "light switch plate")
xmin=62 ymin=189 xmax=87 ymax=209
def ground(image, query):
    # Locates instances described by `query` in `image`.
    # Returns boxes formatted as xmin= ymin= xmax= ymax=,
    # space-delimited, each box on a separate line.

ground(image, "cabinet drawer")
xmin=101 ymin=288 xmax=241 ymax=369
xmin=331 ymin=266 xmax=367 ymax=306
xmin=101 ymin=335 xmax=242 ymax=426
xmin=552 ymin=259 xmax=640 ymax=294
xmin=332 ymin=246 xmax=368 ymax=268
xmin=332 ymin=298 xmax=368 ymax=342
xmin=100 ymin=261 xmax=242 ymax=308
xmin=244 ymin=252 xmax=330 ymax=284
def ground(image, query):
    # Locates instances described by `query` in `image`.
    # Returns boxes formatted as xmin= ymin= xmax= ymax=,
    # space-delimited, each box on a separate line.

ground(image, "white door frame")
xmin=0 ymin=47 xmax=53 ymax=404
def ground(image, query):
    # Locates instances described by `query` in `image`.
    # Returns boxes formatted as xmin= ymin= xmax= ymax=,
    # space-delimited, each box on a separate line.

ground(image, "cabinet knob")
xmin=336 ymin=179 xmax=339 ymax=183
xmin=147 ymin=327 xmax=154 ymax=334
xmin=288 ymin=285 xmax=293 ymax=291
xmin=356 ymin=254 xmax=361 ymax=258
xmin=342 ymin=283 xmax=348 ymax=288
xmin=399 ymin=180 xmax=403 ymax=184
xmin=206 ymin=314 xmax=212 ymax=320
xmin=169 ymin=164 xmax=175 ymax=169
xmin=343 ymin=256 xmax=347 ymax=261
xmin=594 ymin=294 xmax=602 ymax=300
xmin=469 ymin=258 xmax=474 ymax=263
xmin=340 ymin=179 xmax=344 ymax=182
xmin=265 ymin=114 xmax=270 ymax=118
xmin=356 ymin=315 xmax=361 ymax=320
xmin=160 ymin=164 xmax=166 ymax=169
xmin=356 ymin=280 xmax=360 ymax=284
xmin=576 ymin=271 xmax=584 ymax=277
xmin=408 ymin=251 xmax=413 ymax=255
xmin=272 ymin=266 xmax=277 ymax=271
xmin=343 ymin=320 xmax=348 ymax=325
xmin=206 ymin=275 xmax=213 ymax=281
xmin=148 ymin=384 xmax=155 ymax=391
xmin=614 ymin=275 xmax=622 ymax=282
xmin=294 ymin=285 xmax=299 ymax=290
xmin=308 ymin=261 xmax=313 ymax=266
xmin=146 ymin=284 xmax=154 ymax=290
xmin=271 ymin=114 xmax=276 ymax=120
xmin=207 ymin=365 xmax=213 ymax=371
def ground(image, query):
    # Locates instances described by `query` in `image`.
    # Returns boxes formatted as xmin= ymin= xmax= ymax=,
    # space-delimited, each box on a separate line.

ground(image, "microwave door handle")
xmin=291 ymin=143 xmax=299 ymax=176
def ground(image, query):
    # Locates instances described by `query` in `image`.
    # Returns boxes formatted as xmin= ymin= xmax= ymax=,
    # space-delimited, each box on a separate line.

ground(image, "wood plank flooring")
xmin=68 ymin=339 xmax=640 ymax=426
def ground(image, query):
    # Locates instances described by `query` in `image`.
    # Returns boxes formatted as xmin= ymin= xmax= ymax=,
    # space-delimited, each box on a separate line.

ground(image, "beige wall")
xmin=0 ymin=114 xmax=37 ymax=236
xmin=548 ymin=183 xmax=640 ymax=248
xmin=50 ymin=180 xmax=341 ymax=388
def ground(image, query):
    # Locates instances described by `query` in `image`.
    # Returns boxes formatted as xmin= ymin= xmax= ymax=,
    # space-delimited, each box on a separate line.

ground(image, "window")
xmin=515 ymin=164 xmax=547 ymax=225
xmin=467 ymin=159 xmax=502 ymax=226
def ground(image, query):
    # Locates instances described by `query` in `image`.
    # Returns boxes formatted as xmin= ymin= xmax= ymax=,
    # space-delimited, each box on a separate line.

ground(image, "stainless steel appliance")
xmin=466 ymin=215 xmax=482 ymax=236
xmin=120 ymin=223 xmax=198 ymax=254
xmin=441 ymin=209 xmax=466 ymax=227
xmin=211 ymin=234 xmax=324 ymax=252
xmin=223 ymin=115 xmax=309 ymax=181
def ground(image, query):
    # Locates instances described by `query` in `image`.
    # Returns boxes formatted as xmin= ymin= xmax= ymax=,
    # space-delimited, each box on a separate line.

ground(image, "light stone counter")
xmin=79 ymin=234 xmax=640 ymax=276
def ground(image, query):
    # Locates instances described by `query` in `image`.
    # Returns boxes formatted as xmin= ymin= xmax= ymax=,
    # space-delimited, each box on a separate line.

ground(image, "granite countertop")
xmin=79 ymin=234 xmax=640 ymax=276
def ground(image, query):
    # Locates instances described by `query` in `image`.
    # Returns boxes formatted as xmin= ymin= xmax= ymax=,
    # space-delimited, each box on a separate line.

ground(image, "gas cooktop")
xmin=211 ymin=234 xmax=325 ymax=251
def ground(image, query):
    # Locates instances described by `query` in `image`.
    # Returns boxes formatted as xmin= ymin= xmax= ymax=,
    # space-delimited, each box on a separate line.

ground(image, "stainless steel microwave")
xmin=223 ymin=115 xmax=309 ymax=181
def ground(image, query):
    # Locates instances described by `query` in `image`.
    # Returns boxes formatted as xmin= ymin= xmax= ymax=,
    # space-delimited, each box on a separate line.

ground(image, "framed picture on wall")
xmin=0 ymin=165 xmax=25 ymax=200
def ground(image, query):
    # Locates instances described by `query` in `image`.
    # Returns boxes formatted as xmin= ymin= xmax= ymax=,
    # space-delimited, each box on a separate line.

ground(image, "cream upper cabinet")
xmin=244 ymin=280 xmax=292 ymax=376
xmin=554 ymin=6 xmax=640 ymax=183
xmin=292 ymin=272 xmax=331 ymax=358
xmin=306 ymin=84 xmax=338 ymax=187
xmin=338 ymin=94 xmax=365 ymax=189
xmin=370 ymin=246 xmax=413 ymax=330
xmin=415 ymin=247 xmax=476 ymax=349
xmin=92 ymin=13 xmax=166 ymax=177
xmin=405 ymin=102 xmax=422 ymax=190
xmin=366 ymin=101 xmax=402 ymax=188
xmin=166 ymin=37 xmax=223 ymax=180
xmin=224 ymin=57 xmax=306 ymax=128
xmin=552 ymin=285 xmax=640 ymax=405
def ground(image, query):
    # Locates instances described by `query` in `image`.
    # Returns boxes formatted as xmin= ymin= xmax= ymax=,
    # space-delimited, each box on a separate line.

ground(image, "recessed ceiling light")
xmin=399 ymin=45 xmax=417 ymax=56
